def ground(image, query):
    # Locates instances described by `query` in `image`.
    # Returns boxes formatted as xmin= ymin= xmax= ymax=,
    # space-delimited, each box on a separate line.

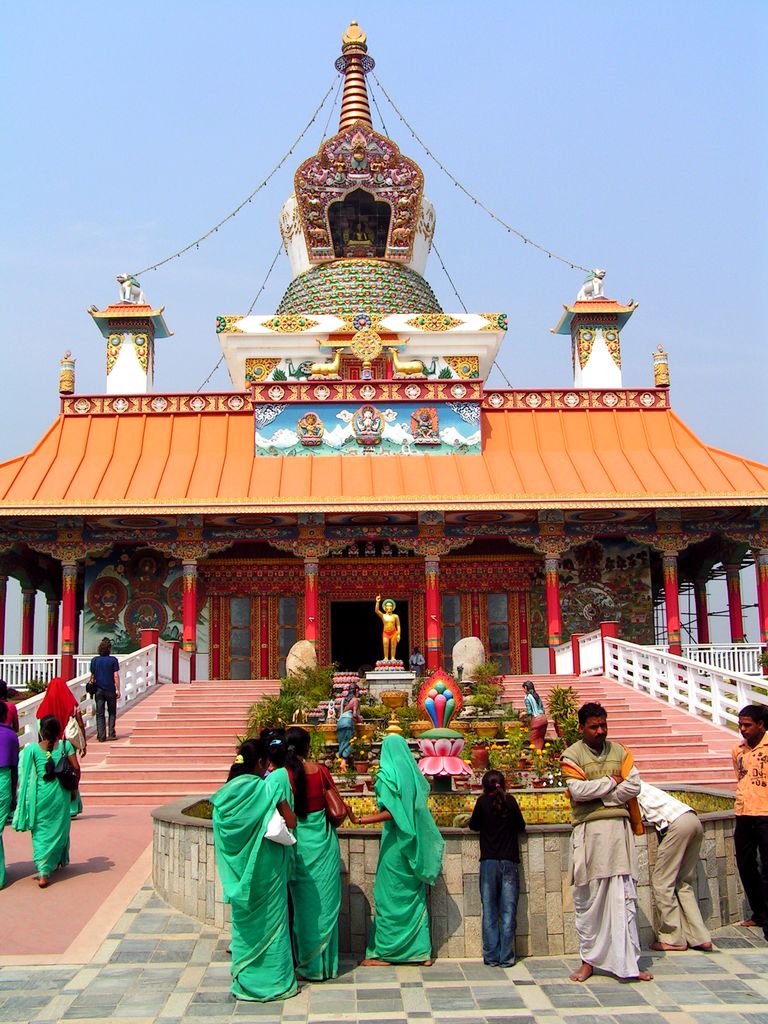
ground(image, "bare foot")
xmin=740 ymin=918 xmax=759 ymax=927
xmin=636 ymin=970 xmax=654 ymax=981
xmin=691 ymin=942 xmax=713 ymax=951
xmin=359 ymin=958 xmax=391 ymax=966
xmin=569 ymin=961 xmax=593 ymax=982
xmin=650 ymin=941 xmax=687 ymax=951
xmin=37 ymin=877 xmax=49 ymax=889
xmin=422 ymin=959 xmax=432 ymax=967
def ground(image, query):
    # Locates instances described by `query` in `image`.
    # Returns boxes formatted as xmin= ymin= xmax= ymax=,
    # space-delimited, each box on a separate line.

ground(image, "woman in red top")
xmin=36 ymin=677 xmax=87 ymax=817
xmin=285 ymin=726 xmax=347 ymax=980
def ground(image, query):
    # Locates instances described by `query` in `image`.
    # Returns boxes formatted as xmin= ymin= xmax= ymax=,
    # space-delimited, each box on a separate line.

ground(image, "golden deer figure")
xmin=309 ymin=349 xmax=342 ymax=377
xmin=388 ymin=346 xmax=425 ymax=377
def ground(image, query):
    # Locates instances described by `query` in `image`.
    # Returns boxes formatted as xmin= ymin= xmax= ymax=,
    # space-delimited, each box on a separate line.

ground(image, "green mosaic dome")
xmin=277 ymin=259 xmax=443 ymax=316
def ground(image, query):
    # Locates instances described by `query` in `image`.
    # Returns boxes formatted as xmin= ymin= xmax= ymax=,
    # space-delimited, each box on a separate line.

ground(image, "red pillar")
xmin=725 ymin=563 xmax=745 ymax=643
xmin=259 ymin=595 xmax=269 ymax=678
xmin=470 ymin=592 xmax=481 ymax=638
xmin=694 ymin=579 xmax=710 ymax=644
xmin=754 ymin=549 xmax=768 ymax=670
xmin=0 ymin=575 xmax=7 ymax=655
xmin=210 ymin=598 xmax=221 ymax=680
xmin=60 ymin=563 xmax=78 ymax=680
xmin=544 ymin=556 xmax=562 ymax=672
xmin=20 ymin=587 xmax=35 ymax=655
xmin=304 ymin=558 xmax=319 ymax=648
xmin=182 ymin=560 xmax=197 ymax=681
xmin=425 ymin=557 xmax=442 ymax=671
xmin=46 ymin=599 xmax=60 ymax=656
xmin=663 ymin=552 xmax=682 ymax=655
xmin=518 ymin=595 xmax=530 ymax=674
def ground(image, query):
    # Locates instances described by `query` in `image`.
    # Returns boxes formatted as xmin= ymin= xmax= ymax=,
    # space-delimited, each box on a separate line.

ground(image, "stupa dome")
xmin=276 ymin=258 xmax=442 ymax=316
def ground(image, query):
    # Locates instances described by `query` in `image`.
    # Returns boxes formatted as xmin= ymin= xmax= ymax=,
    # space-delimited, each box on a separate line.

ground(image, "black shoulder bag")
xmin=53 ymin=742 xmax=79 ymax=792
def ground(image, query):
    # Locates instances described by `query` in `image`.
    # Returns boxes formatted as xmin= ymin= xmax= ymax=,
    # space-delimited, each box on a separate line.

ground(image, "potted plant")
xmin=349 ymin=734 xmax=372 ymax=773
xmin=394 ymin=704 xmax=424 ymax=737
xmin=546 ymin=685 xmax=578 ymax=737
xmin=466 ymin=730 xmax=491 ymax=770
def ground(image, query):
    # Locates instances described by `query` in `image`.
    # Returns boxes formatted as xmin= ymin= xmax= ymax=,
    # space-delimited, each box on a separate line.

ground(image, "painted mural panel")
xmin=84 ymin=547 xmax=210 ymax=657
xmin=529 ymin=539 xmax=653 ymax=647
xmin=254 ymin=400 xmax=480 ymax=456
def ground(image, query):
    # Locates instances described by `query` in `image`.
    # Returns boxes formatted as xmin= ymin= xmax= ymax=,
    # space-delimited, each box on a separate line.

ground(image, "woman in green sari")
xmin=12 ymin=715 xmax=80 ymax=887
xmin=348 ymin=733 xmax=445 ymax=965
xmin=211 ymin=737 xmax=298 ymax=1003
xmin=285 ymin=726 xmax=347 ymax=980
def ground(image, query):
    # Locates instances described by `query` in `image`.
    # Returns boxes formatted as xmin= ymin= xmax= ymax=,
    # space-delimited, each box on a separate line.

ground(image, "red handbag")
xmin=322 ymin=767 xmax=347 ymax=827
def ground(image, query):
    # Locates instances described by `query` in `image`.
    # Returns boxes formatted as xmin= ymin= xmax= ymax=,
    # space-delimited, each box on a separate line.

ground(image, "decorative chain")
xmin=196 ymin=243 xmax=284 ymax=392
xmin=372 ymin=72 xmax=592 ymax=274
xmin=131 ymin=79 xmax=338 ymax=277
xmin=431 ymin=242 xmax=468 ymax=313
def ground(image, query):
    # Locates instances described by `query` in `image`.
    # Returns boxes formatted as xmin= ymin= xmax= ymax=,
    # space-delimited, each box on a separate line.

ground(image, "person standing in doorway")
xmin=89 ymin=639 xmax=121 ymax=742
xmin=732 ymin=703 xmax=768 ymax=942
xmin=409 ymin=648 xmax=426 ymax=676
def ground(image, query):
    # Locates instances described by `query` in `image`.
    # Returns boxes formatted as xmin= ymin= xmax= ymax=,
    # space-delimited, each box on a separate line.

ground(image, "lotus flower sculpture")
xmin=416 ymin=670 xmax=472 ymax=786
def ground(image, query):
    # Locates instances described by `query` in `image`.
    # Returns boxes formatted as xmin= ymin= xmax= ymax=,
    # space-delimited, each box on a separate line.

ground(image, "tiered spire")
xmin=335 ymin=21 xmax=374 ymax=131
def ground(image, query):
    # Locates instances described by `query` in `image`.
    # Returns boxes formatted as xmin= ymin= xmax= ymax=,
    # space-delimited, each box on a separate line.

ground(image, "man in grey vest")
xmin=561 ymin=702 xmax=652 ymax=983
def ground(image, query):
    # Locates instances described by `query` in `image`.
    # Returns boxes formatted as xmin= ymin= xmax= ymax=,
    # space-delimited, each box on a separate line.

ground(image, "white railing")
xmin=603 ymin=636 xmax=765 ymax=731
xmin=75 ymin=655 xmax=92 ymax=677
xmin=15 ymin=644 xmax=160 ymax=749
xmin=157 ymin=639 xmax=176 ymax=685
xmin=554 ymin=640 xmax=573 ymax=674
xmin=178 ymin=649 xmax=193 ymax=684
xmin=651 ymin=643 xmax=763 ymax=677
xmin=0 ymin=655 xmax=59 ymax=690
xmin=578 ymin=630 xmax=605 ymax=676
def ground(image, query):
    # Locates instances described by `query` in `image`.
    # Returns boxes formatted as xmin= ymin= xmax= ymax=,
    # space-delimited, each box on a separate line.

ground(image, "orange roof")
xmin=0 ymin=407 xmax=766 ymax=515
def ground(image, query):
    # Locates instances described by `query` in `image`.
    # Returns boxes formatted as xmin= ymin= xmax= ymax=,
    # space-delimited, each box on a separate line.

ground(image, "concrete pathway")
xmin=0 ymin=877 xmax=766 ymax=1023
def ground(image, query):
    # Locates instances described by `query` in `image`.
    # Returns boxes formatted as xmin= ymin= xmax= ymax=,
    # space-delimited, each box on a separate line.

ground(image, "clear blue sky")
xmin=0 ymin=1 xmax=765 ymax=647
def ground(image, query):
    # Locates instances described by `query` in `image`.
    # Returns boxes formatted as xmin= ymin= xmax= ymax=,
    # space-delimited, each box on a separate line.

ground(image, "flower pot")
xmin=470 ymin=745 xmax=489 ymax=770
xmin=410 ymin=719 xmax=434 ymax=737
xmin=474 ymin=720 xmax=500 ymax=740
xmin=319 ymin=723 xmax=338 ymax=742
xmin=356 ymin=723 xmax=377 ymax=741
xmin=353 ymin=760 xmax=370 ymax=774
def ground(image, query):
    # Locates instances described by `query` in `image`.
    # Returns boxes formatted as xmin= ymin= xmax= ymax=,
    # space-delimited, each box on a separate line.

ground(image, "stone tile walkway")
xmin=1 ymin=882 xmax=766 ymax=1023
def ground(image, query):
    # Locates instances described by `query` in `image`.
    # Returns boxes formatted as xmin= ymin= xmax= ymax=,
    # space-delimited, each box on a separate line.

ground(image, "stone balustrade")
xmin=152 ymin=795 xmax=743 ymax=958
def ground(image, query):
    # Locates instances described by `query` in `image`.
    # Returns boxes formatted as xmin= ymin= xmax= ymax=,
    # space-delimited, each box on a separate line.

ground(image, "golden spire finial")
xmin=342 ymin=20 xmax=366 ymax=46
xmin=335 ymin=21 xmax=375 ymax=132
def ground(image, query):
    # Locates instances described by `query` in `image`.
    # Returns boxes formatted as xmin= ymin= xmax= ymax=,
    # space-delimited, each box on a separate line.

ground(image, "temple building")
xmin=0 ymin=22 xmax=766 ymax=682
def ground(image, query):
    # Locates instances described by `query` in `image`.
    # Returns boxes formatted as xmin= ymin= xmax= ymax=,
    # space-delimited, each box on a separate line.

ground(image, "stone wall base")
xmin=152 ymin=802 xmax=744 ymax=958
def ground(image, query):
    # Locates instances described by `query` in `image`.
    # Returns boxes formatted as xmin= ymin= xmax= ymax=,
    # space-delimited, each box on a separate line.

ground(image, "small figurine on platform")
xmin=575 ymin=268 xmax=606 ymax=302
xmin=116 ymin=273 xmax=145 ymax=304
xmin=375 ymin=594 xmax=401 ymax=660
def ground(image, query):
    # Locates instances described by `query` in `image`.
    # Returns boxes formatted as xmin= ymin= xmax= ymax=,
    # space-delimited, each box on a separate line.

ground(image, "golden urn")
xmin=381 ymin=689 xmax=407 ymax=734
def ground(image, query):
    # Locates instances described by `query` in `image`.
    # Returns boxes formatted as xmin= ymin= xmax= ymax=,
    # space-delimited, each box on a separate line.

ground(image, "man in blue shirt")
xmin=89 ymin=638 xmax=121 ymax=741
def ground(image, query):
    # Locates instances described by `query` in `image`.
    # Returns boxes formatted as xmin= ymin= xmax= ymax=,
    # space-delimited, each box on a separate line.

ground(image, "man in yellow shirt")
xmin=732 ymin=703 xmax=768 ymax=942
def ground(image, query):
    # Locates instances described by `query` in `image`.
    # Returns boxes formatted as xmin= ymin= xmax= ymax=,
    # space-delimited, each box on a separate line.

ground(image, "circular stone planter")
xmin=152 ymin=788 xmax=744 ymax=960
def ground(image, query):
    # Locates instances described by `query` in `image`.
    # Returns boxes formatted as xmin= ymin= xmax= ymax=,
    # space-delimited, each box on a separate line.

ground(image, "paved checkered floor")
xmin=1 ymin=884 xmax=767 ymax=1023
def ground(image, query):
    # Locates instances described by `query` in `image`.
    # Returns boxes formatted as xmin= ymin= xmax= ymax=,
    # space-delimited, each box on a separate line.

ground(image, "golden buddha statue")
xmin=375 ymin=594 xmax=401 ymax=660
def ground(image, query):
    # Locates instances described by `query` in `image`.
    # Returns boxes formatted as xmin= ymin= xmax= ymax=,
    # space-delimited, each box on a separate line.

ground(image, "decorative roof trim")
xmin=250 ymin=380 xmax=483 ymax=404
xmin=59 ymin=386 xmax=668 ymax=415
xmin=482 ymin=389 xmax=670 ymax=411
xmin=61 ymin=393 xmax=251 ymax=416
xmin=2 ymin=494 xmax=767 ymax=519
